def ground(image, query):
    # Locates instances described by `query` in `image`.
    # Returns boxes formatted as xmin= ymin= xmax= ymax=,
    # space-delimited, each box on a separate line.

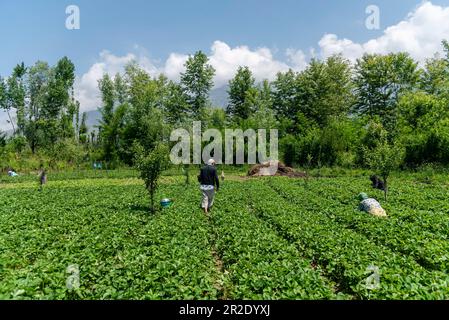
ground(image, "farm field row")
xmin=267 ymin=178 xmax=449 ymax=272
xmin=1 ymin=173 xmax=449 ymax=299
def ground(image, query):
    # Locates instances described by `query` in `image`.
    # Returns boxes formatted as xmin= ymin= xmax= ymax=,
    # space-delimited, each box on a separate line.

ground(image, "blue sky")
xmin=2 ymin=0 xmax=449 ymax=129
xmin=1 ymin=0 xmax=448 ymax=76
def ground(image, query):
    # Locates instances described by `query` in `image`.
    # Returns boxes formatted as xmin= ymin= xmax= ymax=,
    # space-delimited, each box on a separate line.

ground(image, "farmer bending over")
xmin=198 ymin=159 xmax=220 ymax=214
xmin=358 ymin=193 xmax=387 ymax=218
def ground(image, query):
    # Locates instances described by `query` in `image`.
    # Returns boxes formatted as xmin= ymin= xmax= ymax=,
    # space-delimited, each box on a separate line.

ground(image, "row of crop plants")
xmin=245 ymin=178 xmax=449 ymax=299
xmin=211 ymin=181 xmax=342 ymax=299
xmin=304 ymin=176 xmax=449 ymax=238
xmin=0 ymin=182 xmax=220 ymax=299
xmin=280 ymin=178 xmax=449 ymax=272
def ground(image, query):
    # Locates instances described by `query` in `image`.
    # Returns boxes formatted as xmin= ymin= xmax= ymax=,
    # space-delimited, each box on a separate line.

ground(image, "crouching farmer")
xmin=358 ymin=193 xmax=387 ymax=218
xmin=198 ymin=159 xmax=220 ymax=214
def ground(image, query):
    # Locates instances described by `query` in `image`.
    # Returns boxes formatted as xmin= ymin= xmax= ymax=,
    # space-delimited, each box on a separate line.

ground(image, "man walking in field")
xmin=198 ymin=159 xmax=220 ymax=214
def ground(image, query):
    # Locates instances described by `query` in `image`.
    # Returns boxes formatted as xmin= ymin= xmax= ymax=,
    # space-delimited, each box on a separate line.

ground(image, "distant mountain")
xmin=0 ymin=111 xmax=12 ymax=135
xmin=84 ymin=109 xmax=102 ymax=131
xmin=210 ymin=85 xmax=229 ymax=108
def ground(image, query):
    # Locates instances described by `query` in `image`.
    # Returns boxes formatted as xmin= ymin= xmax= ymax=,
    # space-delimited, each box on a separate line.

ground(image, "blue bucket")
xmin=160 ymin=198 xmax=172 ymax=208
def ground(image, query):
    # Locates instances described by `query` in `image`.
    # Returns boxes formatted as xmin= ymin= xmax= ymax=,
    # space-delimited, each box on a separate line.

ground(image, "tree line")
xmin=1 ymin=40 xmax=449 ymax=171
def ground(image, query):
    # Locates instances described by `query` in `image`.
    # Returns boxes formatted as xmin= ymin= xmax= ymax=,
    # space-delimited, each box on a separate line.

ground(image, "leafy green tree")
xmin=41 ymin=57 xmax=76 ymax=145
xmin=114 ymin=73 xmax=128 ymax=104
xmin=54 ymin=57 xmax=75 ymax=89
xmin=244 ymin=80 xmax=277 ymax=129
xmin=421 ymin=57 xmax=448 ymax=96
xmin=98 ymin=74 xmax=115 ymax=126
xmin=79 ymin=112 xmax=88 ymax=144
xmin=134 ymin=142 xmax=170 ymax=213
xmin=421 ymin=40 xmax=449 ymax=99
xmin=354 ymin=53 xmax=420 ymax=133
xmin=163 ymin=81 xmax=189 ymax=125
xmin=98 ymin=74 xmax=118 ymax=161
xmin=226 ymin=66 xmax=256 ymax=120
xmin=0 ymin=77 xmax=11 ymax=132
xmin=10 ymin=63 xmax=27 ymax=135
xmin=121 ymin=66 xmax=169 ymax=162
xmin=271 ymin=69 xmax=298 ymax=123
xmin=25 ymin=61 xmax=51 ymax=153
xmin=103 ymin=104 xmax=128 ymax=164
xmin=297 ymin=56 xmax=354 ymax=128
xmin=364 ymin=141 xmax=404 ymax=201
xmin=180 ymin=51 xmax=215 ymax=118
xmin=398 ymin=92 xmax=449 ymax=165
xmin=0 ymin=63 xmax=27 ymax=136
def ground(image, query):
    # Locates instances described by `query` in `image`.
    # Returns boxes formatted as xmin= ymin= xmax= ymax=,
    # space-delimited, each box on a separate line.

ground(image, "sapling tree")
xmin=134 ymin=142 xmax=170 ymax=213
xmin=364 ymin=141 xmax=404 ymax=201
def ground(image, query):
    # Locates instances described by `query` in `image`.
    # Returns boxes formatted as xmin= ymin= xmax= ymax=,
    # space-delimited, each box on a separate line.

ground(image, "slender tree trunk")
xmin=184 ymin=164 xmax=190 ymax=185
xmin=383 ymin=176 xmax=388 ymax=202
xmin=6 ymin=110 xmax=16 ymax=135
xmin=150 ymin=188 xmax=155 ymax=213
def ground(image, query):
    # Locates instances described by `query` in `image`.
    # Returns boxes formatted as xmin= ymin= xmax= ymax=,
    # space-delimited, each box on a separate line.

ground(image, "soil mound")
xmin=248 ymin=161 xmax=306 ymax=178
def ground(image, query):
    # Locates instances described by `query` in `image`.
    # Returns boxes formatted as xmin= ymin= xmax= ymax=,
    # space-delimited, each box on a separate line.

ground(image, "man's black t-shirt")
xmin=198 ymin=165 xmax=220 ymax=190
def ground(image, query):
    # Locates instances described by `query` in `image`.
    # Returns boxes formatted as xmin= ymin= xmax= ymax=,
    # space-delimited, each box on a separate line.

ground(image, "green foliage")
xmin=271 ymin=69 xmax=297 ymax=123
xmin=281 ymin=119 xmax=360 ymax=167
xmin=79 ymin=112 xmax=88 ymax=144
xmin=226 ymin=66 xmax=256 ymax=120
xmin=98 ymin=74 xmax=115 ymax=125
xmin=8 ymin=136 xmax=28 ymax=153
xmin=3 ymin=172 xmax=449 ymax=299
xmin=397 ymin=92 xmax=449 ymax=166
xmin=3 ymin=41 xmax=449 ymax=171
xmin=0 ymin=181 xmax=220 ymax=299
xmin=0 ymin=130 xmax=6 ymax=147
xmin=264 ymin=177 xmax=449 ymax=299
xmin=364 ymin=141 xmax=405 ymax=200
xmin=364 ymin=142 xmax=405 ymax=179
xmin=296 ymin=56 xmax=354 ymax=128
xmin=133 ymin=142 xmax=170 ymax=213
xmin=163 ymin=81 xmax=189 ymax=125
xmin=180 ymin=51 xmax=215 ymax=118
xmin=354 ymin=53 xmax=420 ymax=132
xmin=47 ymin=138 xmax=87 ymax=166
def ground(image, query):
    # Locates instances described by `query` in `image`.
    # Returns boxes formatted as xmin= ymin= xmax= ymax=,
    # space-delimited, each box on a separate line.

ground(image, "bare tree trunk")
xmin=383 ymin=176 xmax=388 ymax=202
xmin=184 ymin=164 xmax=190 ymax=185
xmin=150 ymin=188 xmax=155 ymax=213
xmin=6 ymin=110 xmax=15 ymax=135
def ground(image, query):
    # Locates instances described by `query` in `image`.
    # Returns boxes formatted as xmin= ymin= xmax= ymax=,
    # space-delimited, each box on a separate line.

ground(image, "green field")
xmin=1 ymin=171 xmax=449 ymax=300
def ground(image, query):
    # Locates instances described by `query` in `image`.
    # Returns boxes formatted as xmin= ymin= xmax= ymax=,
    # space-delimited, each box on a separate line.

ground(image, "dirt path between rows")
xmin=205 ymin=211 xmax=229 ymax=300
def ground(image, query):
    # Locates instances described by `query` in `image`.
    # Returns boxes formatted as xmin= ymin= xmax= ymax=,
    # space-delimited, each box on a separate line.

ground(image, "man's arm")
xmin=214 ymin=168 xmax=220 ymax=191
xmin=198 ymin=167 xmax=204 ymax=184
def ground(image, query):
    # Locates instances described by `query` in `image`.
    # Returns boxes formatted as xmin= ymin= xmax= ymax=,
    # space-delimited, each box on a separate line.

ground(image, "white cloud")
xmin=75 ymin=1 xmax=449 ymax=113
xmin=161 ymin=41 xmax=294 ymax=86
xmin=318 ymin=1 xmax=449 ymax=62
xmin=163 ymin=53 xmax=188 ymax=81
xmin=286 ymin=48 xmax=308 ymax=71
xmin=208 ymin=40 xmax=290 ymax=87
xmin=75 ymin=50 xmax=159 ymax=112
xmin=318 ymin=34 xmax=365 ymax=62
xmin=75 ymin=42 xmax=293 ymax=111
